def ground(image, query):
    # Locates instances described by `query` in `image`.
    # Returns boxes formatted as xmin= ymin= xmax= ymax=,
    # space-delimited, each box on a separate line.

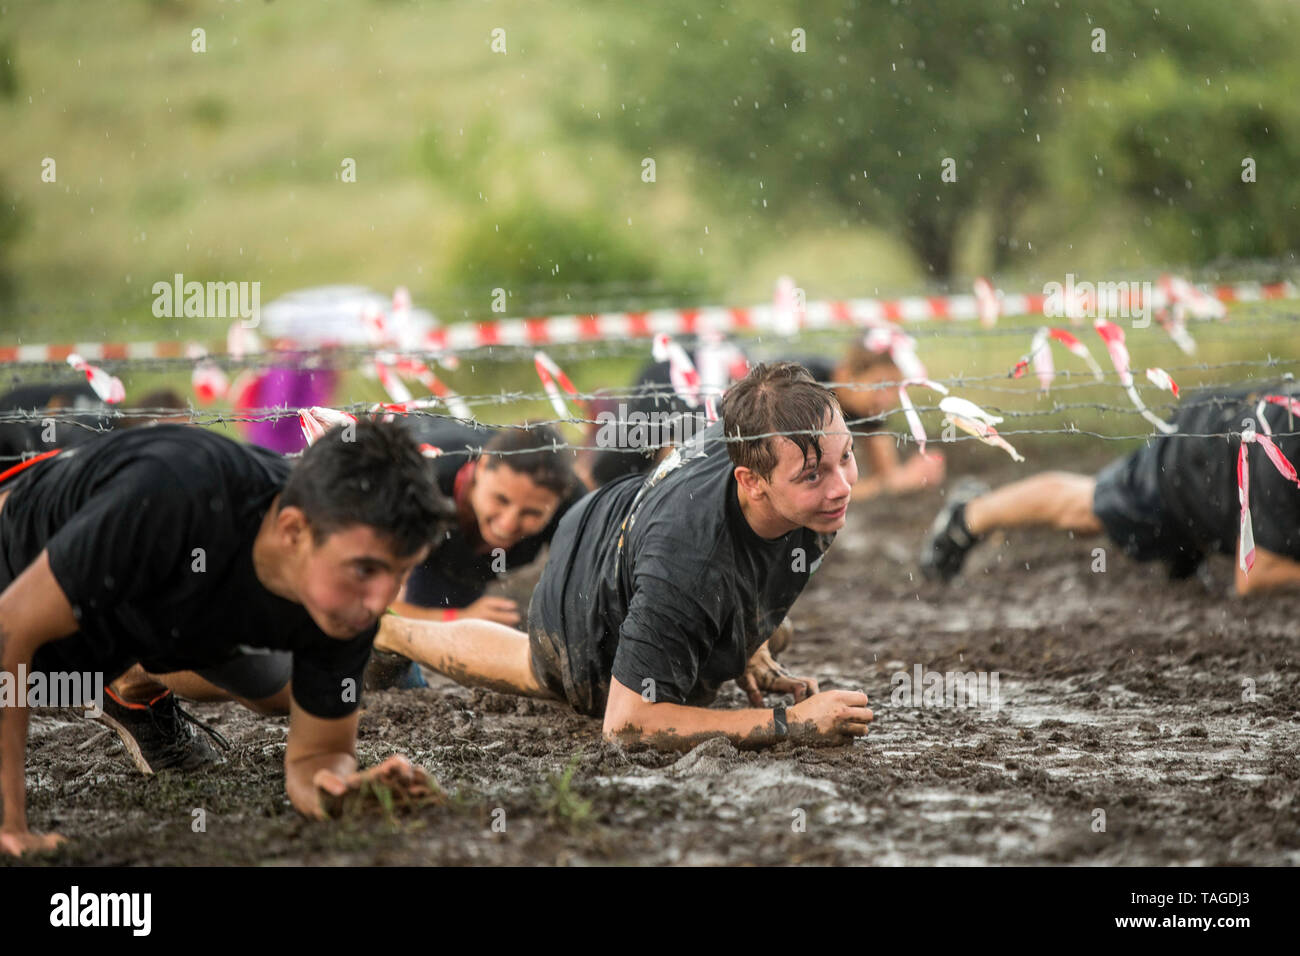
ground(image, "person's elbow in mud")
xmin=601 ymin=677 xmax=653 ymax=745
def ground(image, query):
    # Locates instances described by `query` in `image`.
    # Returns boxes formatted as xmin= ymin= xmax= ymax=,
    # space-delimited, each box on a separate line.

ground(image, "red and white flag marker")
xmin=66 ymin=353 xmax=125 ymax=404
xmin=1237 ymin=420 xmax=1300 ymax=574
xmin=897 ymin=378 xmax=949 ymax=456
xmin=1010 ymin=327 xmax=1104 ymax=392
xmin=772 ymin=276 xmax=805 ymax=337
xmin=1256 ymin=395 xmax=1300 ymax=436
xmin=374 ymin=357 xmax=414 ymax=406
xmin=1093 ymin=319 xmax=1177 ymax=435
xmin=533 ymin=351 xmax=583 ymax=420
xmin=298 ymin=406 xmax=357 ymax=446
xmin=188 ymin=344 xmax=228 ymax=405
xmin=651 ymin=333 xmax=719 ymax=421
xmin=939 ymin=395 xmax=1025 ymax=462
xmin=974 ymin=277 xmax=1000 ymax=329
xmin=1144 ymin=367 xmax=1180 ymax=398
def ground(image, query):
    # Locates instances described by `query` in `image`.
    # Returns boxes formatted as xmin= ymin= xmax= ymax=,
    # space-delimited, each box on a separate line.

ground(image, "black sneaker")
xmin=92 ymin=689 xmax=229 ymax=775
xmin=921 ymin=479 xmax=990 ymax=583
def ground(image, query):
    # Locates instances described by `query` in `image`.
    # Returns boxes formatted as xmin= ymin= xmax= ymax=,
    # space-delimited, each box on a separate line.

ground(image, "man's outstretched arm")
xmin=602 ymin=676 xmax=872 ymax=752
xmin=374 ymin=612 xmax=555 ymax=698
xmin=0 ymin=551 xmax=79 ymax=856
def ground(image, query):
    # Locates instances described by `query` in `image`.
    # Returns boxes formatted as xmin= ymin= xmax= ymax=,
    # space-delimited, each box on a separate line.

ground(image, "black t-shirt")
xmin=532 ymin=420 xmax=835 ymax=714
xmin=1157 ymin=385 xmax=1300 ymax=558
xmin=0 ymin=381 xmax=111 ymax=466
xmin=0 ymin=425 xmax=374 ymax=718
xmin=589 ymin=360 xmax=706 ymax=487
xmin=401 ymin=418 xmax=581 ymax=608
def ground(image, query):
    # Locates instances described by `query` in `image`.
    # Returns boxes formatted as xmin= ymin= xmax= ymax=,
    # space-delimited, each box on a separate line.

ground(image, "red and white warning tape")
xmin=4 ymin=278 xmax=1293 ymax=365
xmin=1237 ymin=401 xmax=1300 ymax=574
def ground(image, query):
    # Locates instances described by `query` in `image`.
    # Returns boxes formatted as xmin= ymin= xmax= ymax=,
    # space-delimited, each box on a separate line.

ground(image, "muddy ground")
xmin=9 ymin=443 xmax=1300 ymax=866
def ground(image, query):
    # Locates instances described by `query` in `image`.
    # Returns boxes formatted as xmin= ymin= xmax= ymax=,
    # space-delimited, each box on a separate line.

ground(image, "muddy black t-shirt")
xmin=530 ymin=421 xmax=835 ymax=715
xmin=401 ymin=418 xmax=580 ymax=608
xmin=1156 ymin=385 xmax=1300 ymax=558
xmin=588 ymin=360 xmax=709 ymax=487
xmin=0 ymin=425 xmax=374 ymax=718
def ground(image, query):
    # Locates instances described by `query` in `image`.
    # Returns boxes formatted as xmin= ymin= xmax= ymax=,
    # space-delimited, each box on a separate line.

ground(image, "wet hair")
xmin=719 ymin=362 xmax=841 ymax=481
xmin=839 ymin=338 xmax=899 ymax=378
xmin=281 ymin=419 xmax=453 ymax=557
xmin=480 ymin=422 xmax=577 ymax=498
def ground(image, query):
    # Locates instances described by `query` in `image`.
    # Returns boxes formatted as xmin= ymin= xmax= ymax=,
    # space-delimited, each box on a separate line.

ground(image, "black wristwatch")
xmin=773 ymin=704 xmax=788 ymax=739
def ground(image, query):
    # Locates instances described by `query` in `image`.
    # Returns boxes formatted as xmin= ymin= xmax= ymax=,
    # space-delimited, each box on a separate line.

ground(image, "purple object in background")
xmin=241 ymin=360 xmax=338 ymax=454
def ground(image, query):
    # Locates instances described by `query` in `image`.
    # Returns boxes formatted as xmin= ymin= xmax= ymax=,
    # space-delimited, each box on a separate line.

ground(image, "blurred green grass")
xmin=1 ymin=0 xmax=922 ymax=343
xmin=2 ymin=1 xmax=1297 ymax=460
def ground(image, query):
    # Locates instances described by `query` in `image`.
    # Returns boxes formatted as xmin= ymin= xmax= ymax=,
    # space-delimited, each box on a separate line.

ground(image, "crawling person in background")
xmin=583 ymin=336 xmax=944 ymax=501
xmin=921 ymin=385 xmax=1300 ymax=596
xmin=0 ymin=380 xmax=186 ymax=469
xmin=365 ymin=418 xmax=584 ymax=690
xmin=0 ymin=420 xmax=446 ymax=855
xmin=579 ymin=334 xmax=750 ymax=489
xmin=376 ymin=362 xmax=874 ymax=751
xmin=796 ymin=336 xmax=945 ymax=501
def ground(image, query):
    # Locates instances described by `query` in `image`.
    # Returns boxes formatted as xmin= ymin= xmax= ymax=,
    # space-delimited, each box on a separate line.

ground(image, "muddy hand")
xmin=465 ymin=595 xmax=521 ymax=626
xmin=788 ymin=690 xmax=873 ymax=745
xmin=314 ymin=755 xmax=438 ymax=818
xmin=741 ymin=643 xmax=820 ymax=705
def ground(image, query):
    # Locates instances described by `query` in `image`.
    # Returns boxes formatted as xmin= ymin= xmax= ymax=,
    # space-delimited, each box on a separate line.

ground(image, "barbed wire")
xmin=4 ymin=399 xmax=1297 ymax=466
xmin=0 ymin=376 xmax=1294 ymax=427
xmin=2 ymin=369 xmax=1295 ymax=425
xmin=2 ymin=348 xmax=1297 ymax=401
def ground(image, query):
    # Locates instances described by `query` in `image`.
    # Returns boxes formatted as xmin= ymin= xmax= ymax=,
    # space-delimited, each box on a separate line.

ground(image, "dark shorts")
xmin=194 ymin=648 xmax=292 ymax=702
xmin=25 ymin=640 xmax=292 ymax=704
xmin=1092 ymin=448 xmax=1201 ymax=568
xmin=526 ymin=594 xmax=605 ymax=717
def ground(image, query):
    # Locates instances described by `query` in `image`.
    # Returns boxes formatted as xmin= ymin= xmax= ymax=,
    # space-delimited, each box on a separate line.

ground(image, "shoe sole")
xmin=921 ymin=479 xmax=992 ymax=582
xmin=87 ymin=711 xmax=157 ymax=776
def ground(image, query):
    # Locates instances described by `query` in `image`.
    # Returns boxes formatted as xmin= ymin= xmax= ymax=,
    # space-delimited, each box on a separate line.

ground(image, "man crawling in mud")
xmin=0 ymin=420 xmax=446 ymax=856
xmin=922 ymin=384 xmax=1300 ymax=595
xmin=376 ymin=362 xmax=874 ymax=751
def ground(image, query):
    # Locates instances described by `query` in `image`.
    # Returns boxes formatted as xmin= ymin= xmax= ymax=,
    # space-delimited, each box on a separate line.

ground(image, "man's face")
xmin=835 ymin=363 xmax=899 ymax=420
xmin=468 ymin=460 xmax=562 ymax=551
xmin=757 ymin=409 xmax=858 ymax=534
xmin=293 ymin=524 xmax=429 ymax=639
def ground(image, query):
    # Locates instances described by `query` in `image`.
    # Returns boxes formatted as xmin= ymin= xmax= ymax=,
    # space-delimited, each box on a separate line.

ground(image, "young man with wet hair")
xmin=922 ymin=384 xmax=1300 ymax=595
xmin=377 ymin=362 xmax=874 ymax=750
xmin=365 ymin=418 xmax=583 ymax=688
xmin=0 ymin=420 xmax=446 ymax=856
